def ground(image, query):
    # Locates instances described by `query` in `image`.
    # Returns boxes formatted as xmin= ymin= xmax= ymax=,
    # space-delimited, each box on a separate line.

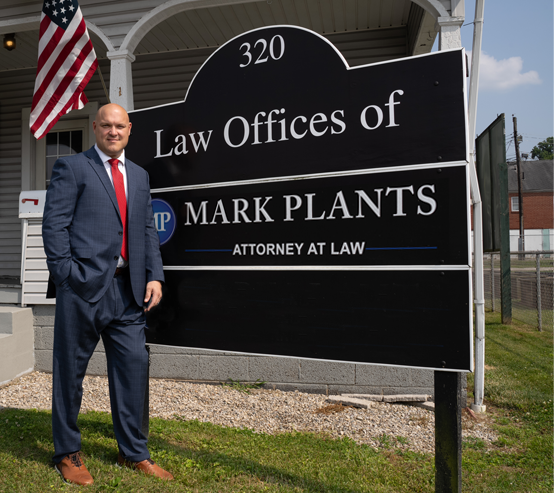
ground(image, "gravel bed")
xmin=0 ymin=372 xmax=497 ymax=454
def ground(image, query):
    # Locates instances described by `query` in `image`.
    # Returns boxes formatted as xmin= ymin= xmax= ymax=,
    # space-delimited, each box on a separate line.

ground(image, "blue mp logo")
xmin=152 ymin=199 xmax=176 ymax=245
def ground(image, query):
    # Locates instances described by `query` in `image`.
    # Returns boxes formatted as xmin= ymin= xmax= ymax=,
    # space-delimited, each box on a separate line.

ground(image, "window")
xmin=37 ymin=119 xmax=89 ymax=188
xmin=45 ymin=130 xmax=83 ymax=185
xmin=21 ymin=103 xmax=97 ymax=191
xmin=511 ymin=196 xmax=519 ymax=212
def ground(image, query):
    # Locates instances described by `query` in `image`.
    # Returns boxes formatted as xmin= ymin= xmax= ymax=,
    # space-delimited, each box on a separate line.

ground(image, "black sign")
xmin=147 ymin=270 xmax=471 ymax=371
xmin=154 ymin=166 xmax=468 ymax=267
xmin=128 ymin=26 xmax=472 ymax=371
xmin=131 ymin=29 xmax=467 ymax=187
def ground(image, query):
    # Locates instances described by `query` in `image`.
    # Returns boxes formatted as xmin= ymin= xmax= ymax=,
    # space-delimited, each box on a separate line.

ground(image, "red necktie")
xmin=109 ymin=158 xmax=128 ymax=260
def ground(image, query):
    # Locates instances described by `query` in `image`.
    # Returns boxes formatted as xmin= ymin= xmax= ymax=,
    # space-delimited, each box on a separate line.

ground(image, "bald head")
xmin=93 ymin=104 xmax=132 ymax=158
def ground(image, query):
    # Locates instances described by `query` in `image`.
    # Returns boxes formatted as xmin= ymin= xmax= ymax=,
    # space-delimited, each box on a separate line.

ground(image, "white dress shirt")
xmin=95 ymin=144 xmax=129 ymax=268
xmin=95 ymin=144 xmax=128 ymax=197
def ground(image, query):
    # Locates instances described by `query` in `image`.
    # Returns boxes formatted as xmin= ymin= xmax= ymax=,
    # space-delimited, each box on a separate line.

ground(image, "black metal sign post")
xmin=435 ymin=371 xmax=463 ymax=492
xmin=127 ymin=26 xmax=472 ymax=491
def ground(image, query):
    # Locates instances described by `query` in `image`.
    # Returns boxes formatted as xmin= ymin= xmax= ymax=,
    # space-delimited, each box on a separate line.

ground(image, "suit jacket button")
xmin=114 ymin=256 xmax=118 ymax=261
xmin=118 ymin=231 xmax=123 ymax=236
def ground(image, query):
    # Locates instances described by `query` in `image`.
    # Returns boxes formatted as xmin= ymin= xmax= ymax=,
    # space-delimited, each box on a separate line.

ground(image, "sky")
xmin=433 ymin=0 xmax=553 ymax=160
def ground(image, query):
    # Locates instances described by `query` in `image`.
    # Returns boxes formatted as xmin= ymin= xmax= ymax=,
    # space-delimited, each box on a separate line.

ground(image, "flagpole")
xmin=97 ymin=64 xmax=111 ymax=104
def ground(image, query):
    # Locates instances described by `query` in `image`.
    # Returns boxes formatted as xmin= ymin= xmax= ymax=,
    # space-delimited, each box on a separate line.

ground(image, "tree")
xmin=530 ymin=137 xmax=553 ymax=160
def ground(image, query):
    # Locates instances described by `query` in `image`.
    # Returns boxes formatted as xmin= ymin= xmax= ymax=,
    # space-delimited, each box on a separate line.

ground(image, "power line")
xmin=519 ymin=135 xmax=548 ymax=140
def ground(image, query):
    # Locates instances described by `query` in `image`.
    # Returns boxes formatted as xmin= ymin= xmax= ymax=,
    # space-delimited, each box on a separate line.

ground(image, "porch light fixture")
xmin=3 ymin=33 xmax=16 ymax=51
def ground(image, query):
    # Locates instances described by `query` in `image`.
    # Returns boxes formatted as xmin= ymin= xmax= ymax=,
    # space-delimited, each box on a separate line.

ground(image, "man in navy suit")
xmin=43 ymin=104 xmax=173 ymax=485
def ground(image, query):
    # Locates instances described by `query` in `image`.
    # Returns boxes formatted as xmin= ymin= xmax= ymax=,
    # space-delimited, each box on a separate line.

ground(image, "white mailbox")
xmin=19 ymin=190 xmax=47 ymax=218
xmin=19 ymin=190 xmax=53 ymax=306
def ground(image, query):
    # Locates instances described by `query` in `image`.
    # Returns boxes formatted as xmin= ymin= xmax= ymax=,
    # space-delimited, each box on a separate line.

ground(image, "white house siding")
xmin=0 ymin=67 xmax=35 ymax=279
xmin=407 ymin=0 xmax=425 ymax=54
xmin=327 ymin=27 xmax=408 ymax=65
xmin=132 ymin=48 xmax=216 ymax=109
xmin=86 ymin=58 xmax=112 ymax=105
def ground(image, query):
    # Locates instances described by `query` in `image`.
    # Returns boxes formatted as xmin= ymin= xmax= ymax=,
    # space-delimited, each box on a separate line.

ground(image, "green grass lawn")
xmin=463 ymin=311 xmax=553 ymax=493
xmin=0 ymin=311 xmax=552 ymax=492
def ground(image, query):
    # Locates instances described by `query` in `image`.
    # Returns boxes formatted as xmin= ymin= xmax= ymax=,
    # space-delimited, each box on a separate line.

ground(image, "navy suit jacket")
xmin=43 ymin=146 xmax=164 ymax=306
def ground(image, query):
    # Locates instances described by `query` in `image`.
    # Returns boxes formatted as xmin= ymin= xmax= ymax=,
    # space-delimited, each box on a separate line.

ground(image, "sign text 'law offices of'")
xmin=128 ymin=26 xmax=473 ymax=372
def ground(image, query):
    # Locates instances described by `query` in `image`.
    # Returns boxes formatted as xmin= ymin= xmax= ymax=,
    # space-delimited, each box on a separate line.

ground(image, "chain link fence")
xmin=481 ymin=251 xmax=554 ymax=331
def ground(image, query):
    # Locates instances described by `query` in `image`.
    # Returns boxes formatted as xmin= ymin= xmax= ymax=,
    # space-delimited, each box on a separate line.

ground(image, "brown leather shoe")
xmin=117 ymin=453 xmax=174 ymax=480
xmin=55 ymin=452 xmax=94 ymax=485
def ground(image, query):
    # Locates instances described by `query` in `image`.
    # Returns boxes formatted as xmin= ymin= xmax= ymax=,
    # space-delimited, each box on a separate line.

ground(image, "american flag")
xmin=30 ymin=0 xmax=98 ymax=139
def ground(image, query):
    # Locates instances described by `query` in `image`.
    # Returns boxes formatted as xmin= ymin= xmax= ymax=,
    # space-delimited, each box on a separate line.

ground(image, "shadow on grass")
xmin=0 ymin=407 xmax=394 ymax=492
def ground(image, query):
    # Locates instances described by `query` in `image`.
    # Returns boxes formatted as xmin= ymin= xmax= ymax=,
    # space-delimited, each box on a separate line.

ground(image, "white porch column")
xmin=106 ymin=49 xmax=136 ymax=111
xmin=436 ymin=16 xmax=464 ymax=50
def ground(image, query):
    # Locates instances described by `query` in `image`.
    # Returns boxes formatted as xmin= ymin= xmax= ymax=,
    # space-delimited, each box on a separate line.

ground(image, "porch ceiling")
xmin=134 ymin=0 xmax=413 ymax=55
xmin=0 ymin=30 xmax=109 ymax=72
xmin=0 ymin=0 xmax=431 ymax=72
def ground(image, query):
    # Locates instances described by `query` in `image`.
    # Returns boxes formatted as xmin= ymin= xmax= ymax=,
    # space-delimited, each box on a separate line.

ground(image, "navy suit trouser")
xmin=52 ymin=270 xmax=150 ymax=464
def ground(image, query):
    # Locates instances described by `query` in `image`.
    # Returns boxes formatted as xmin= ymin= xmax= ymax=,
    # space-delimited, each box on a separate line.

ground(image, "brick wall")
xmin=470 ymin=192 xmax=554 ymax=231
xmin=509 ymin=192 xmax=554 ymax=230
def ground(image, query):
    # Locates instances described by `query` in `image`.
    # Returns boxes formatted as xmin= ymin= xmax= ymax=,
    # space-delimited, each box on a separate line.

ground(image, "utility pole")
xmin=513 ymin=115 xmax=524 ymax=257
